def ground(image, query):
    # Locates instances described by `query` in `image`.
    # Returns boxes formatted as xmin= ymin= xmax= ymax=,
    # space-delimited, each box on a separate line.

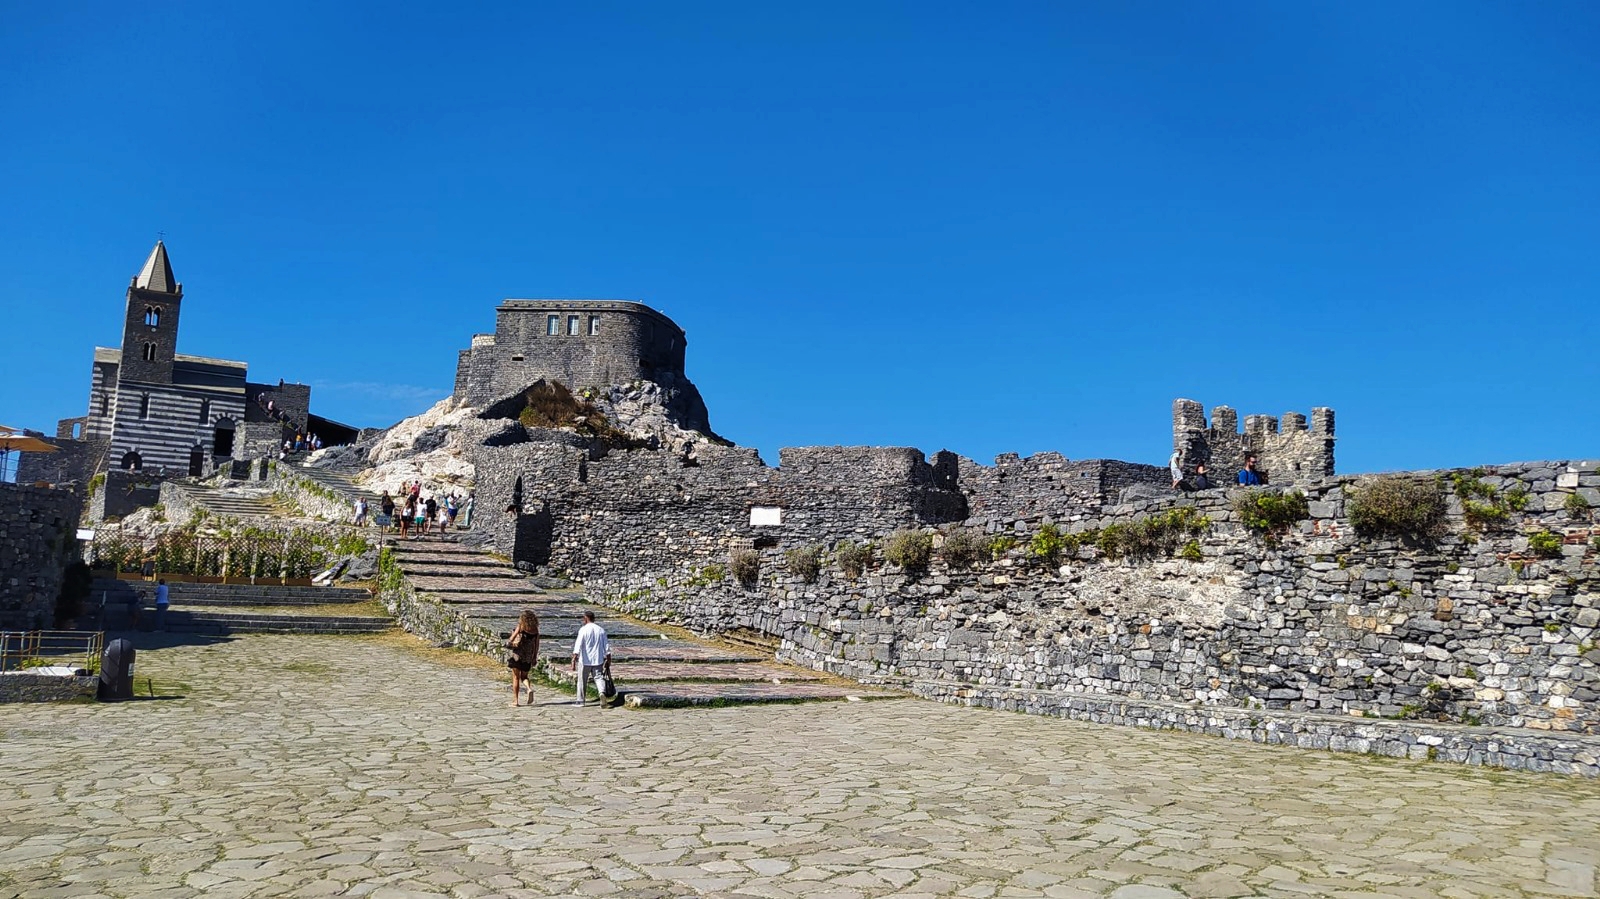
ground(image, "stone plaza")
xmin=2 ymin=632 xmax=1597 ymax=898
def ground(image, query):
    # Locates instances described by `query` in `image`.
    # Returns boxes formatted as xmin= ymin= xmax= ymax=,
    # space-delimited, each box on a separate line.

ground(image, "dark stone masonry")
xmin=580 ymin=460 xmax=1600 ymax=774
xmin=0 ymin=482 xmax=82 ymax=630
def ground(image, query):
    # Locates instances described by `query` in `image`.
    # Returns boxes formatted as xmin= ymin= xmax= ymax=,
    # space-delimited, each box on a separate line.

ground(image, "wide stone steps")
xmin=296 ymin=465 xmax=382 ymax=503
xmin=164 ymin=610 xmax=393 ymax=636
xmin=166 ymin=482 xmax=284 ymax=518
xmin=97 ymin=580 xmax=370 ymax=608
xmin=391 ymin=535 xmax=901 ymax=709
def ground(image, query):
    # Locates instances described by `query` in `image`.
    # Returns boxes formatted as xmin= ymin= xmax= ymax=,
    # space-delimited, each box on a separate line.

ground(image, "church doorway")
xmin=213 ymin=418 xmax=236 ymax=459
xmin=120 ymin=451 xmax=142 ymax=471
xmin=188 ymin=444 xmax=205 ymax=477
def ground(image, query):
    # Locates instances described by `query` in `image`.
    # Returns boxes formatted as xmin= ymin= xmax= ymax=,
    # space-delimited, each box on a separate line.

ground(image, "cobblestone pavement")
xmin=2 ymin=634 xmax=1598 ymax=899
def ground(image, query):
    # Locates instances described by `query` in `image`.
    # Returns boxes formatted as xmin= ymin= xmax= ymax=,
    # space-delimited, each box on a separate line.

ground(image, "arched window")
xmin=138 ymin=394 xmax=150 ymax=419
xmin=144 ymin=306 xmax=161 ymax=327
xmin=99 ymin=392 xmax=108 ymax=416
xmin=198 ymin=398 xmax=210 ymax=425
xmin=143 ymin=342 xmax=156 ymax=361
xmin=120 ymin=451 xmax=142 ymax=471
xmin=72 ymin=422 xmax=82 ymax=439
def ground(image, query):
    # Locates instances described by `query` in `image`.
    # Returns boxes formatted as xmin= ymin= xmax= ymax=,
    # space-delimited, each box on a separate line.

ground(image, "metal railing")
xmin=0 ymin=631 xmax=104 ymax=674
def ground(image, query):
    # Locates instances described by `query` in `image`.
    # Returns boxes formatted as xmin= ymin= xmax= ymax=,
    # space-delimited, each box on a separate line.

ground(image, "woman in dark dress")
xmin=506 ymin=609 xmax=541 ymax=707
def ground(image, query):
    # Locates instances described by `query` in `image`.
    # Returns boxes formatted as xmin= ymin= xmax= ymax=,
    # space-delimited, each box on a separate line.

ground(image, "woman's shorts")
xmin=508 ymin=662 xmax=531 ymax=673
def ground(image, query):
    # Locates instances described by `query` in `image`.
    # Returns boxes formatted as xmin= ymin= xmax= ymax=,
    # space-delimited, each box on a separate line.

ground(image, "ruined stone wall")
xmin=14 ymin=433 xmax=94 ymax=487
xmin=0 ymin=483 xmax=83 ymax=630
xmin=1174 ymin=398 xmax=1335 ymax=485
xmin=955 ymin=453 xmax=1169 ymax=532
xmin=590 ymin=460 xmax=1600 ymax=768
xmin=93 ymin=470 xmax=163 ymax=522
xmin=473 ymin=438 xmax=970 ymax=577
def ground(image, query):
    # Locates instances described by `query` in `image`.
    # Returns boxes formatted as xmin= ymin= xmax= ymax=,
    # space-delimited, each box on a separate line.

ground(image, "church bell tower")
xmin=118 ymin=240 xmax=183 ymax=385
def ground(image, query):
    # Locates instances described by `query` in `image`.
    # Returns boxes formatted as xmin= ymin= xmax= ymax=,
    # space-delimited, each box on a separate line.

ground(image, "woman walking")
xmin=505 ymin=609 xmax=541 ymax=707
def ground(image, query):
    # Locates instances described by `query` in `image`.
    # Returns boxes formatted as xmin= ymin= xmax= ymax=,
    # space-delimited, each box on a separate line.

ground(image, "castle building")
xmin=37 ymin=242 xmax=353 ymax=485
xmin=453 ymin=299 xmax=689 ymax=407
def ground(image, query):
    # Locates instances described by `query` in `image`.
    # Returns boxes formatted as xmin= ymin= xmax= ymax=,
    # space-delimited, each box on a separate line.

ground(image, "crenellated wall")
xmin=1174 ymin=398 xmax=1335 ymax=485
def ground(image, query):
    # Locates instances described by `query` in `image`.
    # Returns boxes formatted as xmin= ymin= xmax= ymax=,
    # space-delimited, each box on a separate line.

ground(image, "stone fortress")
xmin=11 ymin=245 xmax=1597 ymax=774
xmin=429 ymin=287 xmax=1596 ymax=773
xmin=19 ymin=242 xmax=357 ymax=515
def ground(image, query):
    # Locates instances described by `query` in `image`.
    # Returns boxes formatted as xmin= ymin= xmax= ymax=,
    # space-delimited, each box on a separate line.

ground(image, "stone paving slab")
xmin=424 ymin=589 xmax=576 ymax=605
xmin=2 ymin=634 xmax=1597 ymax=898
xmin=407 ymin=575 xmax=546 ymax=594
xmin=398 ymin=565 xmax=530 ymax=579
xmin=460 ymin=610 xmax=662 ymax=639
xmin=624 ymin=680 xmax=900 ymax=707
xmin=383 ymin=551 xmax=507 ymax=566
xmin=544 ymin=660 xmax=822 ymax=684
xmin=534 ymin=638 xmax=764 ymax=663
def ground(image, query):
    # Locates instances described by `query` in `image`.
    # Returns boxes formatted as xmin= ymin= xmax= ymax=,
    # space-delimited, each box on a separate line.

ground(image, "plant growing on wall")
xmin=1450 ymin=470 xmax=1526 ymax=532
xmin=987 ymin=534 xmax=1018 ymax=559
xmin=784 ymin=545 xmax=823 ymax=582
xmin=1566 ymin=492 xmax=1592 ymax=520
xmin=1233 ymin=489 xmax=1309 ymax=540
xmin=936 ymin=527 xmax=986 ymax=569
xmin=1527 ymin=529 xmax=1564 ymax=559
xmin=729 ymin=549 xmax=760 ymax=587
xmin=834 ymin=540 xmax=873 ymax=579
xmin=1346 ymin=475 xmax=1446 ymax=543
xmin=1029 ymin=523 xmax=1066 ymax=565
xmin=884 ymin=529 xmax=933 ymax=573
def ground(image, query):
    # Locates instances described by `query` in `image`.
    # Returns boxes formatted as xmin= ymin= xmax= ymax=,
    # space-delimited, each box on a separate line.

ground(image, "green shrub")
xmin=1029 ymin=523 xmax=1066 ymax=565
xmin=1461 ymin=499 xmax=1508 ymax=531
xmin=1346 ymin=476 xmax=1446 ymax=542
xmin=937 ymin=528 xmax=986 ymax=569
xmin=1504 ymin=487 xmax=1531 ymax=511
xmin=987 ymin=535 xmax=1018 ymax=559
xmin=834 ymin=540 xmax=873 ymax=579
xmin=1450 ymin=470 xmax=1496 ymax=500
xmin=1179 ymin=540 xmax=1203 ymax=562
xmin=1234 ymin=489 xmax=1309 ymax=534
xmin=784 ymin=545 xmax=823 ymax=582
xmin=729 ymin=549 xmax=760 ymax=587
xmin=1528 ymin=530 xmax=1564 ymax=559
xmin=884 ymin=529 xmax=933 ymax=573
xmin=1565 ymin=492 xmax=1592 ymax=519
xmin=1096 ymin=524 xmax=1129 ymax=561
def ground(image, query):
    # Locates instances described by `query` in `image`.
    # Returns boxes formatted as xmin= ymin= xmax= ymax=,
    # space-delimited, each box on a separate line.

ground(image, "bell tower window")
xmin=144 ymin=306 xmax=161 ymax=327
xmin=143 ymin=342 xmax=156 ymax=361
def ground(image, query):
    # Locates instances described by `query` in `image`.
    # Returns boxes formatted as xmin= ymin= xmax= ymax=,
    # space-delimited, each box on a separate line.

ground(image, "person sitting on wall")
xmin=1190 ymin=464 xmax=1213 ymax=491
xmin=1238 ymin=455 xmax=1264 ymax=486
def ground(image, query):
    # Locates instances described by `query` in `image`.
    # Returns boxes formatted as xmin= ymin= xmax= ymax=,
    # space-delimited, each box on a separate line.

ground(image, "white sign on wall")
xmin=750 ymin=506 xmax=783 ymax=526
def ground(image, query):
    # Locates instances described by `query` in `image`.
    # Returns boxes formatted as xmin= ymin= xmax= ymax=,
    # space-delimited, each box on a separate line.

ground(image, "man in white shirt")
xmin=570 ymin=611 xmax=610 ymax=707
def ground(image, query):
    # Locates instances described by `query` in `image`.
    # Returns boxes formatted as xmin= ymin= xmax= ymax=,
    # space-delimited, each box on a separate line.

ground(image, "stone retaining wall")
xmin=0 ymin=673 xmax=98 ymax=703
xmin=588 ymin=460 xmax=1600 ymax=775
xmin=0 ymin=483 xmax=83 ymax=630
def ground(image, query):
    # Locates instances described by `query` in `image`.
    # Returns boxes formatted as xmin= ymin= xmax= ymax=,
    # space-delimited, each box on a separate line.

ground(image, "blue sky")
xmin=2 ymin=3 xmax=1596 ymax=474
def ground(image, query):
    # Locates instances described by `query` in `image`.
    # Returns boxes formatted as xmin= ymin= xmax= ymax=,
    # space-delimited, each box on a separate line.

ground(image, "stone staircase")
xmin=296 ymin=464 xmax=382 ymax=507
xmin=165 ymin=481 xmax=284 ymax=519
xmin=90 ymin=578 xmax=392 ymax=637
xmin=389 ymin=537 xmax=895 ymax=708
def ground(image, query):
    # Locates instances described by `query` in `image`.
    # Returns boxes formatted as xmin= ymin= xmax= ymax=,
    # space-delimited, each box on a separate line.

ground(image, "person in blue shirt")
xmin=1238 ymin=455 xmax=1263 ymax=486
xmin=154 ymin=580 xmax=170 ymax=631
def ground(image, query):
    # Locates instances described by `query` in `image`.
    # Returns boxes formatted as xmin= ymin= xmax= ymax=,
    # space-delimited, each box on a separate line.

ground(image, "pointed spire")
xmin=134 ymin=240 xmax=177 ymax=293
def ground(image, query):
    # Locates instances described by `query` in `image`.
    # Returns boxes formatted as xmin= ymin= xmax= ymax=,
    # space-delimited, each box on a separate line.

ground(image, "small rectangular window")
xmin=588 ymin=315 xmax=600 ymax=335
xmin=568 ymin=315 xmax=580 ymax=336
xmin=510 ymin=354 xmax=525 ymax=362
xmin=547 ymin=315 xmax=559 ymax=336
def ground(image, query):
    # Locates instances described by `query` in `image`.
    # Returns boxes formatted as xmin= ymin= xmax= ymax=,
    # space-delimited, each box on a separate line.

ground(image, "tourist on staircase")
xmin=570 ymin=611 xmax=611 ymax=708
